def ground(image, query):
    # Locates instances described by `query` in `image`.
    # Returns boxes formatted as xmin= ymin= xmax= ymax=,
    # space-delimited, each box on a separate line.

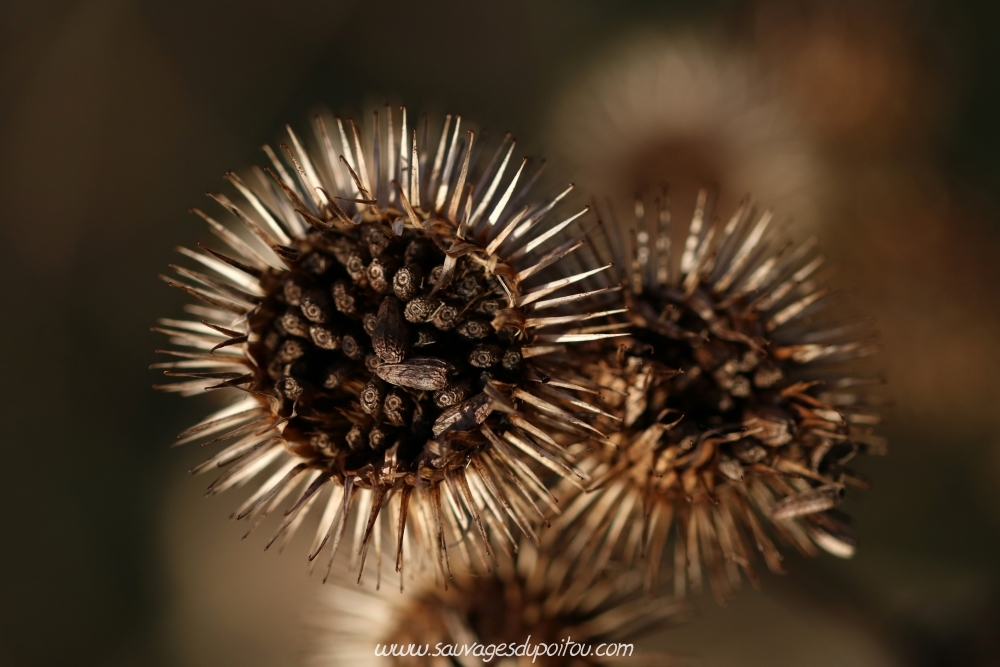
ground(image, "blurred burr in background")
xmin=548 ymin=32 xmax=828 ymax=232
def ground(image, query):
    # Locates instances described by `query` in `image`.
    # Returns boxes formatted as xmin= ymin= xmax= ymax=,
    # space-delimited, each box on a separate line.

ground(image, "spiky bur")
xmin=307 ymin=540 xmax=686 ymax=667
xmin=548 ymin=188 xmax=885 ymax=603
xmin=153 ymin=107 xmax=626 ymax=584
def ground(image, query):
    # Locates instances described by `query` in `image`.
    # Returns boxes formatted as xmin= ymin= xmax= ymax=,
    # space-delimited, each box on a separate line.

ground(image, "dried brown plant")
xmin=308 ymin=540 xmax=686 ymax=666
xmin=548 ymin=188 xmax=884 ymax=602
xmin=154 ymin=107 xmax=624 ymax=583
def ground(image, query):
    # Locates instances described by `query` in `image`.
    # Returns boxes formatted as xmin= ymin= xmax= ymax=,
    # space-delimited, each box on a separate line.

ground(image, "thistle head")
xmin=551 ymin=188 xmax=884 ymax=602
xmin=154 ymin=107 xmax=622 ymax=582
xmin=308 ymin=540 xmax=685 ymax=666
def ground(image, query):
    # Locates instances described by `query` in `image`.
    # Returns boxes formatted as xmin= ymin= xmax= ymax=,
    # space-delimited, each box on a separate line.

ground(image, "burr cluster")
xmin=154 ymin=103 xmax=883 ymax=665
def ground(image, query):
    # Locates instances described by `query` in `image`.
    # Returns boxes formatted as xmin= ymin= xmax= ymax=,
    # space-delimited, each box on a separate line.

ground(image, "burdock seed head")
xmin=307 ymin=539 xmax=686 ymax=667
xmin=549 ymin=188 xmax=884 ymax=602
xmin=153 ymin=107 xmax=623 ymax=582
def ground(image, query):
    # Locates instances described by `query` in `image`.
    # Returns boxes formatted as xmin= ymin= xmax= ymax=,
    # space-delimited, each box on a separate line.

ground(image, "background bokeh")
xmin=1 ymin=1 xmax=999 ymax=665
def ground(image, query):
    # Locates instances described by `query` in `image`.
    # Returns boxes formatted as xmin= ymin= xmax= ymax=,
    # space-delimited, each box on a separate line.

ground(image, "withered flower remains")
xmin=154 ymin=108 xmax=622 ymax=580
xmin=551 ymin=189 xmax=884 ymax=601
xmin=309 ymin=541 xmax=684 ymax=666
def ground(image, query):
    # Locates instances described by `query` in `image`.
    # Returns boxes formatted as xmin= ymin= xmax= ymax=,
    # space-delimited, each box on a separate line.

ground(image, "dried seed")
xmin=469 ymin=344 xmax=502 ymax=368
xmin=300 ymin=289 xmax=332 ymax=323
xmin=309 ymin=431 xmax=335 ymax=456
xmin=364 ymin=353 xmax=382 ymax=373
xmin=345 ymin=253 xmax=367 ymax=283
xmin=383 ymin=389 xmax=412 ymax=426
xmin=282 ymin=277 xmax=306 ymax=306
xmin=427 ymin=265 xmax=444 ymax=286
xmin=392 ymin=264 xmax=423 ymax=301
xmin=309 ymin=325 xmax=340 ymax=350
xmin=501 ymin=349 xmax=522 ymax=371
xmin=367 ymin=257 xmax=398 ymax=294
xmin=332 ymin=280 xmax=358 ymax=315
xmin=276 ymin=339 xmax=306 ymax=363
xmin=368 ymin=424 xmax=393 ymax=449
xmin=433 ymin=304 xmax=460 ymax=331
xmin=360 ymin=378 xmax=386 ymax=415
xmin=341 ymin=333 xmax=366 ymax=360
xmin=452 ymin=275 xmax=480 ymax=300
xmin=770 ymin=485 xmax=843 ymax=520
xmin=375 ymin=357 xmax=454 ymax=390
xmin=432 ymin=392 xmax=493 ymax=437
xmin=364 ymin=226 xmax=391 ymax=257
xmin=372 ymin=296 xmax=409 ymax=363
xmin=362 ymin=312 xmax=377 ymax=335
xmin=404 ymin=296 xmax=440 ymax=323
xmin=279 ymin=309 xmax=310 ymax=337
xmin=477 ymin=299 xmax=502 ymax=314
xmin=277 ymin=376 xmax=304 ymax=400
xmin=434 ymin=382 xmax=469 ymax=408
xmin=457 ymin=319 xmax=491 ymax=340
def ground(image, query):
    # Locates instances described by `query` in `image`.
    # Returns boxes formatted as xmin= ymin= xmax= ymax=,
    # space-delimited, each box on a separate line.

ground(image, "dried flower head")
xmin=549 ymin=33 xmax=826 ymax=231
xmin=308 ymin=540 xmax=685 ymax=666
xmin=153 ymin=107 xmax=622 ymax=581
xmin=550 ymin=188 xmax=884 ymax=602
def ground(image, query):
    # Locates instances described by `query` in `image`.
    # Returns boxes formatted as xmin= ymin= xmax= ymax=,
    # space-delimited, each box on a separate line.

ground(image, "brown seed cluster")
xmin=549 ymin=191 xmax=883 ymax=601
xmin=621 ymin=283 xmax=858 ymax=498
xmin=251 ymin=222 xmax=526 ymax=484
